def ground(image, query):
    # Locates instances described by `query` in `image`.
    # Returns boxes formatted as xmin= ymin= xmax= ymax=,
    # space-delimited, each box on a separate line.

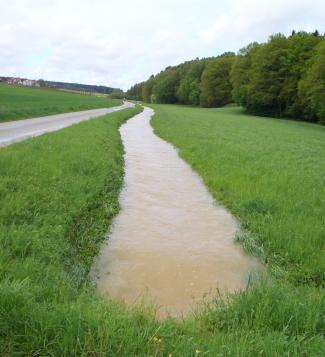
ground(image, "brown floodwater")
xmin=92 ymin=107 xmax=260 ymax=318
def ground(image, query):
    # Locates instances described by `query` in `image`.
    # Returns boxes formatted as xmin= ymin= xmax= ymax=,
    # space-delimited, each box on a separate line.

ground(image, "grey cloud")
xmin=1 ymin=0 xmax=324 ymax=90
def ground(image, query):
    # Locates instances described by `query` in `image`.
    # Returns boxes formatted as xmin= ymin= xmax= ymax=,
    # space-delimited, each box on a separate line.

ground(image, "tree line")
xmin=126 ymin=31 xmax=324 ymax=124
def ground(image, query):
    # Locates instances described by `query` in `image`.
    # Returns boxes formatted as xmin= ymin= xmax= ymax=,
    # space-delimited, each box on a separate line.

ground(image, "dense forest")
xmin=126 ymin=31 xmax=325 ymax=124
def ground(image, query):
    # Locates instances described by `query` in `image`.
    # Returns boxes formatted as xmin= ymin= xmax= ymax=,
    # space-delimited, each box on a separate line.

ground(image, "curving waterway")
xmin=92 ymin=107 xmax=260 ymax=318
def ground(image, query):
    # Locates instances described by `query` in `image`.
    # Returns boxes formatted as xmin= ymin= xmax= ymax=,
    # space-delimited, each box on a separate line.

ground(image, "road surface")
xmin=0 ymin=102 xmax=134 ymax=147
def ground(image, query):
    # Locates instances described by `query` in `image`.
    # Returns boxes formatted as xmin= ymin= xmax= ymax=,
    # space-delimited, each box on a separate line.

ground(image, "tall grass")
xmin=0 ymin=83 xmax=122 ymax=122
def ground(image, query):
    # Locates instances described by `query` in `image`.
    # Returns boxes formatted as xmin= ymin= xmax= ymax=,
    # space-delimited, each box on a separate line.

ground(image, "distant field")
xmin=0 ymin=84 xmax=122 ymax=122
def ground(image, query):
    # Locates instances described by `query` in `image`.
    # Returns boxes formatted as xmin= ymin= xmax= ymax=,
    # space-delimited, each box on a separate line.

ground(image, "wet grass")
xmin=0 ymin=83 xmax=122 ymax=122
xmin=0 ymin=104 xmax=324 ymax=355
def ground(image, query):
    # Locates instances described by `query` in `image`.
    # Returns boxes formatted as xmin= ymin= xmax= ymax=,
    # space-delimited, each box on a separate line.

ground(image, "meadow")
xmin=151 ymin=105 xmax=325 ymax=286
xmin=0 ymin=83 xmax=122 ymax=122
xmin=151 ymin=104 xmax=325 ymax=350
xmin=0 ymin=103 xmax=324 ymax=355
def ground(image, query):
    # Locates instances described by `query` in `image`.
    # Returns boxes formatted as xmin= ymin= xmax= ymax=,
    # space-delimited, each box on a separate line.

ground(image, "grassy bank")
xmin=1 ymin=104 xmax=324 ymax=355
xmin=0 ymin=106 xmax=146 ymax=354
xmin=150 ymin=104 xmax=325 ymax=352
xmin=0 ymin=83 xmax=122 ymax=122
xmin=150 ymin=105 xmax=325 ymax=285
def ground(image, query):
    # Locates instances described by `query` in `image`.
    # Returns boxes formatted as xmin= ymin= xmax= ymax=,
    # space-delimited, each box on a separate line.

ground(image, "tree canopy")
xmin=126 ymin=31 xmax=324 ymax=124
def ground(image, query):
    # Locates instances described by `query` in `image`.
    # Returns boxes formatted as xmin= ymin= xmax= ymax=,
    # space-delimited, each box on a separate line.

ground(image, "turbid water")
xmin=92 ymin=107 xmax=260 ymax=318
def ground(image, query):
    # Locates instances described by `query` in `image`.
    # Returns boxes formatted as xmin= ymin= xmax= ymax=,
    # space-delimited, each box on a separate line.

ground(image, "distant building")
xmin=1 ymin=77 xmax=40 ymax=87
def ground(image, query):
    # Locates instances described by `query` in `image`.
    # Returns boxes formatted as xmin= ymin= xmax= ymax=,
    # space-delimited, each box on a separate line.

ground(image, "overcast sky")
xmin=1 ymin=0 xmax=324 ymax=90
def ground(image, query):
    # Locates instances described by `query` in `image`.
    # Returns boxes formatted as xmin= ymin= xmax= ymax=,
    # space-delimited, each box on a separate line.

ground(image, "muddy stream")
xmin=92 ymin=107 xmax=260 ymax=318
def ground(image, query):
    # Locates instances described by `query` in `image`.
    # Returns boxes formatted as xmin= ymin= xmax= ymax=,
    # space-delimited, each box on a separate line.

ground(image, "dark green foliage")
xmin=200 ymin=56 xmax=235 ymax=107
xmin=230 ymin=43 xmax=259 ymax=106
xmin=126 ymin=82 xmax=144 ymax=101
xmin=109 ymin=88 xmax=125 ymax=99
xmin=126 ymin=58 xmax=213 ymax=106
xmin=231 ymin=32 xmax=324 ymax=123
xmin=281 ymin=32 xmax=321 ymax=117
xmin=152 ymin=69 xmax=180 ymax=103
xmin=176 ymin=61 xmax=207 ymax=105
xmin=126 ymin=52 xmax=235 ymax=108
xmin=245 ymin=34 xmax=291 ymax=117
xmin=298 ymin=40 xmax=325 ymax=123
xmin=142 ymin=75 xmax=156 ymax=102
xmin=128 ymin=31 xmax=324 ymax=124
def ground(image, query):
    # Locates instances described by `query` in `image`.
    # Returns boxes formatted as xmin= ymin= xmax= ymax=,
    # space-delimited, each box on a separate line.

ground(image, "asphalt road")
xmin=0 ymin=101 xmax=134 ymax=147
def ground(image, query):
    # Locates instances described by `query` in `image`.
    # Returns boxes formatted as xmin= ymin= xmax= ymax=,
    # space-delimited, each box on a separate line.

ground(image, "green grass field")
xmin=151 ymin=105 xmax=325 ymax=351
xmin=0 ymin=83 xmax=122 ymax=122
xmin=151 ymin=105 xmax=325 ymax=286
xmin=0 ymin=104 xmax=324 ymax=355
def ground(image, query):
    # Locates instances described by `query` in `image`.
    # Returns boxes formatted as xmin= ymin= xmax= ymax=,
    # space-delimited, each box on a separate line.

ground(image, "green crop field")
xmin=1 ymin=103 xmax=324 ymax=355
xmin=0 ymin=83 xmax=122 ymax=122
